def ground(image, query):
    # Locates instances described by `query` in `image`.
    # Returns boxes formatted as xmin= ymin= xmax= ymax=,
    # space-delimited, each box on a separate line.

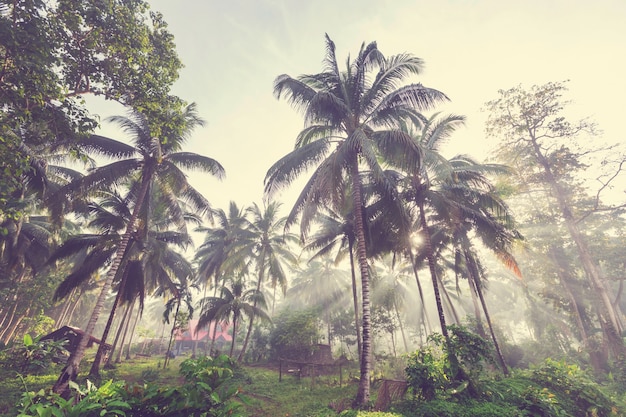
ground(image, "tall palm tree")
xmin=265 ymin=35 xmax=447 ymax=406
xmin=194 ymin=201 xmax=250 ymax=355
xmin=50 ymin=104 xmax=225 ymax=395
xmin=236 ymin=201 xmax=297 ymax=362
xmin=196 ymin=277 xmax=270 ymax=358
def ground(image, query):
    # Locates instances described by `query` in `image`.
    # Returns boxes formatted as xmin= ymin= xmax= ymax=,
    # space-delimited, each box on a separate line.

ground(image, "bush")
xmin=16 ymin=355 xmax=244 ymax=417
xmin=2 ymin=334 xmax=68 ymax=374
xmin=269 ymin=308 xmax=320 ymax=360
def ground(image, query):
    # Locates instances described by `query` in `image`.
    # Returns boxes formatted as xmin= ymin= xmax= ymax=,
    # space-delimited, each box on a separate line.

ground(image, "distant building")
xmin=174 ymin=319 xmax=231 ymax=354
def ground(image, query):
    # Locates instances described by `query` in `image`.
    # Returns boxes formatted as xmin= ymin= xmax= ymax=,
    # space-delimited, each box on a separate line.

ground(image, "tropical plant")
xmin=265 ymin=34 xmax=447 ymax=407
xmin=196 ymin=277 xmax=271 ymax=358
xmin=49 ymin=104 xmax=224 ymax=395
xmin=235 ymin=201 xmax=298 ymax=361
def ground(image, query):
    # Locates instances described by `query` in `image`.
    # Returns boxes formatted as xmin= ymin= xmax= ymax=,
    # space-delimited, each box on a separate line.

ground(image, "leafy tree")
xmin=265 ymin=34 xmax=447 ymax=407
xmin=0 ymin=0 xmax=183 ymax=220
xmin=269 ymin=308 xmax=321 ymax=361
xmin=485 ymin=81 xmax=626 ymax=366
xmin=50 ymin=105 xmax=224 ymax=395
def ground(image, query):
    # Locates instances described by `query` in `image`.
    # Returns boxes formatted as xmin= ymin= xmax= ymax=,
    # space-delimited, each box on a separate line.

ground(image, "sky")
xmin=94 ymin=0 xmax=626 ymax=214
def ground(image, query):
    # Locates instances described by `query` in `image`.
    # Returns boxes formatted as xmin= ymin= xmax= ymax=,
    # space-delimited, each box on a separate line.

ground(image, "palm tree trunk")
xmin=126 ymin=306 xmax=141 ymax=360
xmin=53 ymin=170 xmax=152 ymax=396
xmin=349 ymin=239 xmax=363 ymax=359
xmin=393 ymin=299 xmax=408 ymax=353
xmin=238 ymin=249 xmax=266 ymax=362
xmin=164 ymin=298 xmax=181 ymax=369
xmin=409 ymin=252 xmax=432 ymax=337
xmin=229 ymin=316 xmax=238 ymax=357
xmin=89 ymin=250 xmax=131 ymax=378
xmin=105 ymin=302 xmax=131 ymax=368
xmin=351 ymin=160 xmax=373 ymax=408
xmin=464 ymin=250 xmax=508 ymax=375
xmin=116 ymin=298 xmax=135 ymax=363
xmin=418 ymin=203 xmax=449 ymax=339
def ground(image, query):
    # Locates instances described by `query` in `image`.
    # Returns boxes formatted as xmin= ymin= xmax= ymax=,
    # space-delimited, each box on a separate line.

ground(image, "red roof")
xmin=175 ymin=319 xmax=232 ymax=342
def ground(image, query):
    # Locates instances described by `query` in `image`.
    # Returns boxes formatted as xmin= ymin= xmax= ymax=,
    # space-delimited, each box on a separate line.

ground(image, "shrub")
xmin=16 ymin=355 xmax=244 ymax=417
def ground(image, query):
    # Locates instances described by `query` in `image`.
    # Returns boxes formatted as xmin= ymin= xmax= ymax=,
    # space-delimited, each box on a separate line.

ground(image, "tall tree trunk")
xmin=409 ymin=252 xmax=432 ymax=339
xmin=349 ymin=239 xmax=362 ymax=359
xmin=238 ymin=248 xmax=266 ymax=362
xmin=438 ymin=275 xmax=461 ymax=324
xmin=418 ymin=203 xmax=449 ymax=339
xmin=393 ymin=299 xmax=408 ymax=353
xmin=229 ymin=316 xmax=238 ymax=357
xmin=164 ymin=298 xmax=181 ymax=369
xmin=53 ymin=170 xmax=152 ymax=396
xmin=116 ymin=299 xmax=135 ymax=363
xmin=530 ymin=137 xmax=626 ymax=359
xmin=125 ymin=306 xmax=140 ymax=360
xmin=464 ymin=250 xmax=509 ymax=375
xmin=351 ymin=160 xmax=373 ymax=408
xmin=105 ymin=302 xmax=131 ymax=368
xmin=90 ymin=243 xmax=136 ymax=376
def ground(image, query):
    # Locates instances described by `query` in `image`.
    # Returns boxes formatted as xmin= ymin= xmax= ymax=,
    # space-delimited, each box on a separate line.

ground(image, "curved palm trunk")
xmin=125 ymin=304 xmax=141 ymax=360
xmin=116 ymin=298 xmax=135 ymax=363
xmin=53 ymin=171 xmax=152 ymax=396
xmin=164 ymin=298 xmax=181 ymax=369
xmin=351 ymin=160 xmax=373 ymax=408
xmin=464 ymin=250 xmax=508 ymax=375
xmin=90 ymin=252 xmax=133 ymax=377
xmin=105 ymin=302 xmax=131 ymax=368
xmin=409 ymin=252 xmax=432 ymax=338
xmin=418 ymin=203 xmax=449 ymax=340
xmin=349 ymin=239 xmax=363 ymax=359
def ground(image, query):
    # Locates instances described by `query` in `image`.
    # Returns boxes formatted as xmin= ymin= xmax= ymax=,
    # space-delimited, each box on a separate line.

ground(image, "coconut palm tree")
xmin=50 ymin=103 xmax=224 ymax=395
xmin=265 ymin=35 xmax=446 ymax=406
xmin=194 ymin=201 xmax=250 ymax=355
xmin=196 ymin=277 xmax=270 ymax=358
xmin=236 ymin=201 xmax=298 ymax=362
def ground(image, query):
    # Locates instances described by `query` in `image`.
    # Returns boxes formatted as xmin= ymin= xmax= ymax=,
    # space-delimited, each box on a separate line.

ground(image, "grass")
xmin=232 ymin=364 xmax=360 ymax=416
xmin=0 ymin=352 xmax=394 ymax=417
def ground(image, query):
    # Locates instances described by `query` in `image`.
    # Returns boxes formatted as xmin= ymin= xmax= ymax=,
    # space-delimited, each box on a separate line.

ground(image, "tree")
xmin=194 ymin=201 xmax=250 ymax=356
xmin=484 ymin=82 xmax=626 ymax=364
xmin=0 ymin=0 xmax=183 ymax=220
xmin=196 ymin=277 xmax=270 ymax=358
xmin=265 ymin=34 xmax=447 ymax=406
xmin=50 ymin=105 xmax=224 ymax=395
xmin=236 ymin=202 xmax=297 ymax=362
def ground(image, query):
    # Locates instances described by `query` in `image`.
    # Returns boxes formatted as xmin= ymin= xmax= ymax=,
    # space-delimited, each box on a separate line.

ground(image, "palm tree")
xmin=265 ymin=35 xmax=447 ymax=406
xmin=302 ymin=203 xmax=363 ymax=358
xmin=194 ymin=201 xmax=250 ymax=355
xmin=196 ymin=277 xmax=270 ymax=358
xmin=392 ymin=113 xmax=521 ymax=375
xmin=50 ymin=104 xmax=225 ymax=395
xmin=236 ymin=201 xmax=297 ymax=362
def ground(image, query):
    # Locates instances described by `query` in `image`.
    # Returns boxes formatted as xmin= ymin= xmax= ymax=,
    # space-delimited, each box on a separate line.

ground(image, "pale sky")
xmin=94 ymin=0 xmax=626 ymax=214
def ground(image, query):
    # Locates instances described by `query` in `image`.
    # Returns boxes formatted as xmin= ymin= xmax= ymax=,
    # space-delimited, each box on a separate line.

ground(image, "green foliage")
xmin=269 ymin=308 xmax=321 ymax=360
xmin=15 ymin=355 xmax=243 ymax=417
xmin=1 ymin=335 xmax=68 ymax=374
xmin=405 ymin=325 xmax=495 ymax=400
